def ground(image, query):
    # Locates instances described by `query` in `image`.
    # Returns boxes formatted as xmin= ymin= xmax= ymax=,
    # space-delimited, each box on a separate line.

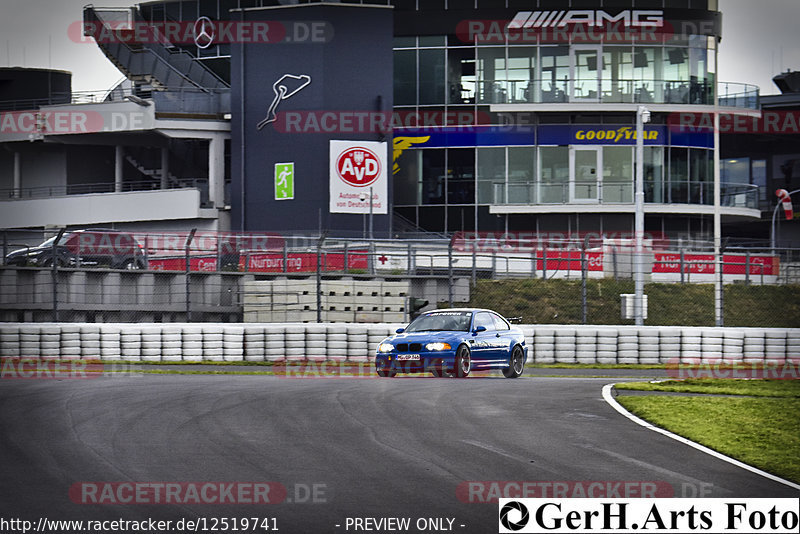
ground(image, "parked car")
xmin=5 ymin=230 xmax=146 ymax=269
xmin=375 ymin=308 xmax=527 ymax=378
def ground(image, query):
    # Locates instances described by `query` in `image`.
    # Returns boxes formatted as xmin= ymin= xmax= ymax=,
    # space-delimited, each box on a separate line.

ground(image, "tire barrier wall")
xmin=0 ymin=323 xmax=798 ymax=365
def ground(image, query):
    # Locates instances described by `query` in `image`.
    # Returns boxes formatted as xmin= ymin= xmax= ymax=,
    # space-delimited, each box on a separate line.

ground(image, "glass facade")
xmin=393 ymin=37 xmax=718 ymax=107
xmin=390 ymin=3 xmax=761 ymax=233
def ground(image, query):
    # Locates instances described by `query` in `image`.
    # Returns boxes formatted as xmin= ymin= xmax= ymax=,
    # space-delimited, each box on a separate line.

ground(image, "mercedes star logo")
xmin=193 ymin=16 xmax=215 ymax=49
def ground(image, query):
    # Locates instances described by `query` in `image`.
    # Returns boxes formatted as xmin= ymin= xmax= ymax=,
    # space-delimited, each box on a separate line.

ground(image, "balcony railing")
xmin=492 ymin=181 xmax=760 ymax=208
xmin=445 ymin=79 xmax=759 ymax=109
xmin=1 ymin=179 xmax=209 ymax=203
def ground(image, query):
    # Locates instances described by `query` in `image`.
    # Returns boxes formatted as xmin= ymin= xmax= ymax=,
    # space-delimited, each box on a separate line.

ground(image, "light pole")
xmin=771 ymin=188 xmax=800 ymax=252
xmin=634 ymin=105 xmax=650 ymax=326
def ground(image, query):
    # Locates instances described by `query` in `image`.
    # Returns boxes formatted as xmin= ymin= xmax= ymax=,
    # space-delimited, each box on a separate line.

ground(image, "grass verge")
xmin=615 ymin=380 xmax=800 ymax=484
xmin=615 ymin=378 xmax=800 ymax=397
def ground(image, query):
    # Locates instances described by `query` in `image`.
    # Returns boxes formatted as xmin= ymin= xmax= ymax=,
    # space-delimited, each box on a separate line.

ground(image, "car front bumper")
xmin=375 ymin=351 xmax=457 ymax=372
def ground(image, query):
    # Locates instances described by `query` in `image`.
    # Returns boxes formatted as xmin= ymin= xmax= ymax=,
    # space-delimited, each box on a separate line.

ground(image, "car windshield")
xmin=38 ymin=234 xmax=70 ymax=247
xmin=405 ymin=311 xmax=472 ymax=332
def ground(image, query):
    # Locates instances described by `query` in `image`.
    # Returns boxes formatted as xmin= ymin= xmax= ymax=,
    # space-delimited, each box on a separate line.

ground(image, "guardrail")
xmin=0 ymin=323 xmax=796 ymax=365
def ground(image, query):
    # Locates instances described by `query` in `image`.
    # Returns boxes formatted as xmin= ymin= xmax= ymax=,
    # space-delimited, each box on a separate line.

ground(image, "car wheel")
xmin=503 ymin=345 xmax=525 ymax=378
xmin=122 ymin=259 xmax=142 ymax=270
xmin=453 ymin=345 xmax=471 ymax=378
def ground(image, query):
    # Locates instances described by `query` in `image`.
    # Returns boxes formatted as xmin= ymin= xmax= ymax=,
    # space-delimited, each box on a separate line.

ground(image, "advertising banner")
xmin=329 ymin=140 xmax=388 ymax=214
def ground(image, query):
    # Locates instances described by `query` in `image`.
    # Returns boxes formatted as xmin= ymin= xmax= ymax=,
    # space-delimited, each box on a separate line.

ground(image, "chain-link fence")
xmin=1 ymin=229 xmax=799 ymax=327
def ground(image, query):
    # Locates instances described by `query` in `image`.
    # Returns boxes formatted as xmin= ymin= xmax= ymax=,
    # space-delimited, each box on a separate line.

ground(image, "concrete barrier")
xmin=0 ymin=323 xmax=797 ymax=365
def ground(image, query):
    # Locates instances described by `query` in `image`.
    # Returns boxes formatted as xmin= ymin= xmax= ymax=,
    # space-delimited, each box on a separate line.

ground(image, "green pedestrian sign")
xmin=275 ymin=162 xmax=294 ymax=200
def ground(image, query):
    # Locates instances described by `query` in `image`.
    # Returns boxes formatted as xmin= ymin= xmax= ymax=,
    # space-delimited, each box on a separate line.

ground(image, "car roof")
xmin=421 ymin=308 xmax=495 ymax=314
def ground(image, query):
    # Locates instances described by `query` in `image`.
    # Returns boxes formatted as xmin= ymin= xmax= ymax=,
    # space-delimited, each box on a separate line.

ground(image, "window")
xmin=419 ymin=49 xmax=446 ymax=105
xmin=669 ymin=148 xmax=689 ymax=203
xmin=491 ymin=313 xmax=510 ymax=331
xmin=477 ymin=147 xmax=504 ymax=204
xmin=447 ymin=148 xmax=475 ymax=204
xmin=473 ymin=312 xmax=495 ymax=332
xmin=507 ymin=47 xmax=536 ymax=103
xmin=540 ymin=47 xmax=569 ymax=102
xmin=644 ymin=146 xmax=664 ymax=203
xmin=477 ymin=47 xmax=507 ymax=104
xmin=603 ymin=146 xmax=633 ymax=203
xmin=690 ymin=148 xmax=711 ymax=204
xmin=539 ymin=147 xmax=569 ymax=203
xmin=508 ymin=147 xmax=535 ymax=204
xmin=394 ymin=49 xmax=417 ymax=106
xmin=421 ymin=149 xmax=446 ymax=205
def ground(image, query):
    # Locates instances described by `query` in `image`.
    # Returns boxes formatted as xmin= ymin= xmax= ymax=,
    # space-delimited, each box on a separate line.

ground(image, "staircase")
xmin=84 ymin=6 xmax=229 ymax=92
xmin=124 ymin=154 xmax=180 ymax=187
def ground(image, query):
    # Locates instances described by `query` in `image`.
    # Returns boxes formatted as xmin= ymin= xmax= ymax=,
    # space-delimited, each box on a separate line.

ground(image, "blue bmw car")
xmin=375 ymin=309 xmax=527 ymax=378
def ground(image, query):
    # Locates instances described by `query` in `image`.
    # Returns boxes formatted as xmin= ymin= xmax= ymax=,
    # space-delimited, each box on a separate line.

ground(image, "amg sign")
xmin=508 ymin=10 xmax=664 ymax=29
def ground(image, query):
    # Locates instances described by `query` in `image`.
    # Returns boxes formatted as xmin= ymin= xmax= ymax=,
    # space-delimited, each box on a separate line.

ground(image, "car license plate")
xmin=397 ymin=354 xmax=420 ymax=361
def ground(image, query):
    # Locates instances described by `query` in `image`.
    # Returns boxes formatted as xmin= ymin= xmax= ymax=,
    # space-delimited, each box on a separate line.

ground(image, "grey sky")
xmin=0 ymin=0 xmax=798 ymax=95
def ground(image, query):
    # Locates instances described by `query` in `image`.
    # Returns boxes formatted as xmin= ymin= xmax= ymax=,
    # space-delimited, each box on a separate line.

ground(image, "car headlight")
xmin=425 ymin=342 xmax=451 ymax=351
xmin=378 ymin=343 xmax=394 ymax=353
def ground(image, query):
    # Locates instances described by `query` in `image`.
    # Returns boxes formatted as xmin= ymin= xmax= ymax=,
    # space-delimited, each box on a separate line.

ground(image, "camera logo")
xmin=499 ymin=500 xmax=529 ymax=531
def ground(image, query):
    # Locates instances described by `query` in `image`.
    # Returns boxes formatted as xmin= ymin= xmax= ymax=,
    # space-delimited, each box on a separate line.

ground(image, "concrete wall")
xmin=0 ymin=188 xmax=212 ymax=228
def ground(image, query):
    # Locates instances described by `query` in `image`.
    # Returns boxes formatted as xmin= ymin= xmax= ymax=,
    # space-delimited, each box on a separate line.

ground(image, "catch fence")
xmin=1 ymin=230 xmax=798 ymax=327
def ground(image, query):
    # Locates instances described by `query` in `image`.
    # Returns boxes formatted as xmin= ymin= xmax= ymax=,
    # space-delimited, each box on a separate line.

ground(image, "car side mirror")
xmin=472 ymin=325 xmax=486 ymax=335
xmin=396 ymin=328 xmax=405 ymax=334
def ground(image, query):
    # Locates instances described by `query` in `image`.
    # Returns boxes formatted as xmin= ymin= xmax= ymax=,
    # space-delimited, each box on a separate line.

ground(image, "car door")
xmin=469 ymin=311 xmax=497 ymax=363
xmin=490 ymin=312 xmax=515 ymax=363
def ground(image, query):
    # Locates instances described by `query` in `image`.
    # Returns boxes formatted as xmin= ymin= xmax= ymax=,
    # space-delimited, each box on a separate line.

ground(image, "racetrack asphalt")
xmin=0 ymin=373 xmax=797 ymax=533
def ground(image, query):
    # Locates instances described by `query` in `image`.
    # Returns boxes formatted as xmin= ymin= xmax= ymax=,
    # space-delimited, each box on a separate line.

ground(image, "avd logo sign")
xmin=335 ymin=147 xmax=381 ymax=187
xmin=329 ymin=140 xmax=388 ymax=215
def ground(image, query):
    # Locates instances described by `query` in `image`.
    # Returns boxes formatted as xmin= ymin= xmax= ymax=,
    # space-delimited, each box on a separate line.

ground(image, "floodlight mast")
xmin=634 ymin=106 xmax=650 ymax=326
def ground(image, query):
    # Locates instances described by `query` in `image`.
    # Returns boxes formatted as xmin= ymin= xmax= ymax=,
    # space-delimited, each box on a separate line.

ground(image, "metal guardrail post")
xmin=185 ymin=228 xmax=196 ymax=321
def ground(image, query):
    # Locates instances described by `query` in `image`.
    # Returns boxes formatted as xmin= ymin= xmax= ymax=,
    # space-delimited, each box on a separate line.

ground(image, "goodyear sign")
xmin=392 ymin=124 xmax=683 ymax=149
xmin=546 ymin=125 xmax=665 ymax=145
xmin=574 ymin=126 xmax=659 ymax=143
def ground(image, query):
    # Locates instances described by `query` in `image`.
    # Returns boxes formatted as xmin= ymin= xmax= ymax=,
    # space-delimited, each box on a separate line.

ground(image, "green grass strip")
xmin=617 ymin=395 xmax=800 ymax=483
xmin=615 ymin=378 xmax=800 ymax=398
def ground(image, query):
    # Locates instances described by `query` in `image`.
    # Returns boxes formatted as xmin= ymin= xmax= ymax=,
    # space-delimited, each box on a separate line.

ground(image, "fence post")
xmin=680 ymin=249 xmax=686 ymax=284
xmin=407 ymin=242 xmax=413 ymax=276
xmin=143 ymin=234 xmax=150 ymax=269
xmin=612 ymin=246 xmax=618 ymax=281
xmin=745 ymin=251 xmax=751 ymax=286
xmin=2 ymin=230 xmax=7 ymax=266
xmin=185 ymin=228 xmax=196 ymax=321
xmin=717 ymin=240 xmax=726 ymax=327
xmin=448 ymin=238 xmax=454 ymax=307
xmin=581 ymin=237 xmax=588 ymax=324
xmin=316 ymin=233 xmax=326 ymax=323
xmin=542 ymin=248 xmax=547 ymax=280
xmin=51 ymin=228 xmax=65 ymax=322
